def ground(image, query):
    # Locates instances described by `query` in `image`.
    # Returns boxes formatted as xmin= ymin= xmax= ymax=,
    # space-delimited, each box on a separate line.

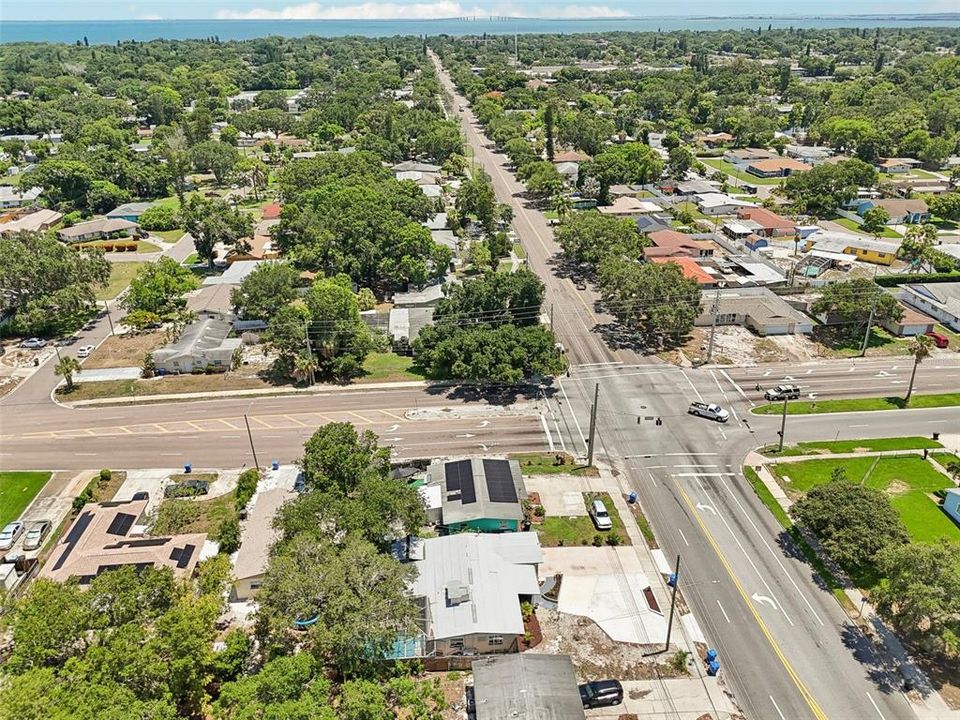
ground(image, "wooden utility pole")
xmin=587 ymin=383 xmax=599 ymax=466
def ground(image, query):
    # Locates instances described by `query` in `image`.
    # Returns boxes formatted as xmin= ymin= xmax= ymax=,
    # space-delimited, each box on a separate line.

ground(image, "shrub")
xmin=216 ymin=516 xmax=241 ymax=554
xmin=235 ymin=468 xmax=260 ymax=511
xmin=669 ymin=650 xmax=690 ymax=672
xmin=520 ymin=600 xmax=534 ymax=620
xmin=534 ymin=504 xmax=545 ymax=517
xmin=101 ymin=243 xmax=114 ymax=252
xmin=141 ymin=352 xmax=156 ymax=378
xmin=152 ymin=500 xmax=201 ymax=534
xmin=592 ymin=534 xmax=604 ymax=547
xmin=606 ymin=533 xmax=622 ymax=546
xmin=99 ymin=468 xmax=112 ymax=482
xmin=139 ymin=205 xmax=179 ymax=231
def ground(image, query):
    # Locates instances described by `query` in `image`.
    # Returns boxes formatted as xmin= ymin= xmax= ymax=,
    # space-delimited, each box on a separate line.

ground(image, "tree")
xmin=521 ymin=161 xmax=564 ymax=199
xmin=189 ymin=140 xmax=240 ymax=185
xmin=783 ymin=159 xmax=878 ymax=214
xmin=122 ymin=257 xmax=199 ymax=316
xmin=86 ymin=180 xmax=131 ymax=215
xmin=904 ymin=334 xmax=933 ymax=403
xmin=860 ymin=206 xmax=889 ymax=236
xmin=555 ymin=211 xmax=647 ymax=266
xmin=792 ymin=479 xmax=908 ymax=572
xmin=144 ymin=85 xmax=183 ymax=125
xmin=179 ymin=195 xmax=253 ymax=268
xmin=544 ymin=101 xmax=555 ymax=161
xmin=299 ymin=423 xmax=390 ymax=496
xmin=304 ymin=276 xmax=373 ymax=381
xmin=266 ymin=302 xmax=312 ymax=378
xmin=161 ymin=126 xmax=191 ymax=204
xmin=873 ymin=540 xmax=960 ymax=655
xmin=667 ymin=146 xmax=694 ymax=179
xmin=929 ymin=192 xmax=960 ymax=222
xmin=22 ymin=158 xmax=96 ymax=211
xmin=504 ymin=137 xmax=538 ymax=169
xmin=551 ymin=193 xmax=572 ymax=221
xmin=456 ymin=172 xmax=497 ymax=232
xmin=139 ymin=205 xmax=180 ymax=232
xmin=0 ymin=231 xmax=109 ymax=336
xmin=230 ymin=262 xmax=300 ymax=322
xmin=54 ymin=355 xmax=82 ymax=392
xmin=811 ymin=279 xmax=901 ymax=337
xmin=898 ymin=223 xmax=938 ymax=270
xmin=215 ymin=654 xmax=335 ymax=720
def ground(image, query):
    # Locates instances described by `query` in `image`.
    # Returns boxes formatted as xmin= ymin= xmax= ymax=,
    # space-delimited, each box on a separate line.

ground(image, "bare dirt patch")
xmin=84 ymin=331 xmax=167 ymax=369
xmin=885 ymin=480 xmax=911 ymax=496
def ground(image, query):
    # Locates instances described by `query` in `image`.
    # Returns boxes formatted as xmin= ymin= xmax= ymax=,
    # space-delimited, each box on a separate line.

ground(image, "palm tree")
xmin=552 ymin=194 xmax=573 ymax=221
xmin=904 ymin=334 xmax=933 ymax=403
xmin=55 ymin=356 xmax=82 ymax=392
xmin=293 ymin=353 xmax=317 ymax=385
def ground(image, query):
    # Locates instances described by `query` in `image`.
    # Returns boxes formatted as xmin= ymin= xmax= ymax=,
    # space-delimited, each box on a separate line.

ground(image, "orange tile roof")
xmin=748 ymin=158 xmax=812 ymax=173
xmin=650 ymin=256 xmax=715 ymax=285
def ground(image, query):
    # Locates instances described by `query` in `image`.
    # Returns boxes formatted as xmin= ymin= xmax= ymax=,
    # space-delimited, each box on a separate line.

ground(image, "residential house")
xmin=898 ymin=282 xmax=960 ymax=332
xmin=699 ymin=131 xmax=734 ymax=148
xmin=389 ymin=307 xmax=435 ymax=346
xmin=596 ymin=196 xmax=663 ymax=218
xmin=58 ymin=218 xmax=140 ymax=243
xmin=396 ymin=170 xmax=440 ymax=186
xmin=701 ymin=254 xmax=787 ymax=286
xmin=226 ymin=219 xmax=281 ymax=263
xmin=0 ymin=208 xmax=62 ymax=235
xmin=551 ymin=150 xmax=591 ymax=164
xmin=233 ymin=486 xmax=296 ymax=601
xmin=695 ymin=193 xmax=756 ymax=216
xmin=426 ymin=458 xmax=527 ymax=533
xmin=857 ymin=198 xmax=930 ymax=225
xmin=695 ymin=287 xmax=813 ymax=335
xmin=944 ymin=489 xmax=960 ymax=526
xmin=470 ymin=654 xmax=587 ymax=720
xmin=635 ymin=215 xmax=673 ymax=234
xmin=735 ymin=207 xmax=797 ymax=237
xmin=805 ymin=232 xmax=900 ymax=266
xmin=721 ymin=221 xmax=755 ymax=242
xmin=0 ymin=185 xmax=41 ymax=209
xmin=554 ymin=161 xmax=579 ymax=185
xmin=392 ymin=160 xmax=442 ymax=174
xmin=672 ymin=179 xmax=718 ymax=196
xmin=724 ymin=147 xmax=776 ymax=166
xmin=650 ymin=256 xmax=717 ymax=287
xmin=610 ymin=184 xmax=647 ymax=198
xmin=392 ymin=283 xmax=445 ymax=308
xmin=152 ymin=318 xmax=242 ymax=374
xmin=746 ymin=157 xmax=812 ymax=178
xmin=401 ymin=532 xmax=543 ymax=657
xmin=784 ymin=144 xmax=833 ymax=165
xmin=41 ymin=499 xmax=206 ymax=586
xmin=881 ymin=301 xmax=936 ymax=337
xmin=106 ymin=201 xmax=154 ymax=223
xmin=875 ymin=157 xmax=923 ymax=174
xmin=644 ymin=229 xmax=714 ymax=258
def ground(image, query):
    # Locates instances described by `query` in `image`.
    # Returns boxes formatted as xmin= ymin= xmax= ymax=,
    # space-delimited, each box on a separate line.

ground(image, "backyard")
xmin=698 ymin=157 xmax=785 ymax=185
xmin=95 ymin=261 xmax=148 ymax=300
xmin=0 ymin=471 xmax=51 ymax=526
xmin=830 ymin=216 xmax=901 ymax=239
xmin=536 ymin=492 xmax=630 ymax=547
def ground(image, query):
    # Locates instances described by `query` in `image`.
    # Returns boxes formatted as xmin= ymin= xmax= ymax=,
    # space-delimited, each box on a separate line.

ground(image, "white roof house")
xmin=0 ymin=185 xmax=41 ymax=208
xmin=597 ymin=196 xmax=663 ymax=217
xmin=233 ymin=486 xmax=296 ymax=601
xmin=695 ymin=193 xmax=756 ymax=215
xmin=899 ymin=282 xmax=960 ymax=332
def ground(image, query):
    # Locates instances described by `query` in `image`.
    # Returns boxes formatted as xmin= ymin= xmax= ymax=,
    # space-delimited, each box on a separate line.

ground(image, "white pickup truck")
xmin=688 ymin=402 xmax=730 ymax=422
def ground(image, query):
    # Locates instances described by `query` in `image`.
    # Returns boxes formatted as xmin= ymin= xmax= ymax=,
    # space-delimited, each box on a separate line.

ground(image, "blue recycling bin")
xmin=706 ymin=648 xmax=718 ymax=662
xmin=183 ymin=463 xmax=192 ymax=474
xmin=667 ymin=573 xmax=677 ymax=587
xmin=627 ymin=491 xmax=637 ymax=503
xmin=707 ymin=660 xmax=720 ymax=676
xmin=272 ymin=460 xmax=280 ymax=470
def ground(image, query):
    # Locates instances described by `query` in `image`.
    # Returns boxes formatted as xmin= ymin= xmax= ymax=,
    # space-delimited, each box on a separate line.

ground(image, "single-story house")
xmin=106 ymin=201 xmax=154 ymax=222
xmin=58 ymin=218 xmax=140 ymax=243
xmin=672 ymin=179 xmax=717 ymax=196
xmin=423 ymin=212 xmax=448 ymax=231
xmin=389 ymin=306 xmax=435 ymax=345
xmin=635 ymin=215 xmax=673 ymax=234
xmin=0 ymin=208 xmax=62 ymax=235
xmin=735 ymin=207 xmax=797 ymax=237
xmin=552 ymin=150 xmax=591 ymax=164
xmin=695 ymin=287 xmax=814 ymax=335
xmin=0 ymin=185 xmax=41 ymax=209
xmin=746 ymin=157 xmax=811 ymax=178
xmin=898 ymin=282 xmax=960 ymax=332
xmin=645 ymin=229 xmax=714 ymax=258
xmin=233 ymin=486 xmax=296 ymax=601
xmin=471 ymin=654 xmax=587 ymax=720
xmin=724 ymin=147 xmax=776 ymax=165
xmin=41 ymin=499 xmax=206 ymax=586
xmin=393 ymin=283 xmax=445 ymax=308
xmin=152 ymin=318 xmax=242 ymax=374
xmin=699 ymin=131 xmax=734 ymax=148
xmin=944 ymin=489 xmax=960 ymax=526
xmin=597 ymin=196 xmax=662 ymax=218
xmin=785 ymin=144 xmax=833 ymax=165
xmin=554 ymin=161 xmax=579 ymax=185
xmin=609 ymin=184 xmax=647 ymax=198
xmin=881 ymin=301 xmax=936 ymax=337
xmin=875 ymin=157 xmax=923 ymax=174
xmin=722 ymin=221 xmax=754 ymax=241
xmin=226 ymin=220 xmax=281 ymax=264
xmin=396 ymin=170 xmax=440 ymax=186
xmin=857 ymin=198 xmax=930 ymax=225
xmin=695 ymin=193 xmax=756 ymax=216
xmin=805 ymin=233 xmax=900 ymax=266
xmin=402 ymin=532 xmax=543 ymax=657
xmin=392 ymin=160 xmax=442 ymax=174
xmin=650 ymin=257 xmax=717 ymax=287
xmin=426 ymin=458 xmax=527 ymax=533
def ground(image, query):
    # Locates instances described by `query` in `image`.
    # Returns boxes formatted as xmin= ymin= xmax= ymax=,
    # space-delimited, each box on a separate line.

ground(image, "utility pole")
xmin=243 ymin=414 xmax=260 ymax=469
xmin=303 ymin=320 xmax=315 ymax=385
xmin=53 ymin=344 xmax=62 ymax=362
xmin=664 ymin=555 xmax=681 ymax=651
xmin=706 ymin=287 xmax=721 ymax=364
xmin=586 ymin=383 xmax=599 ymax=466
xmin=859 ymin=292 xmax=880 ymax=357
xmin=777 ymin=397 xmax=788 ymax=452
xmin=103 ymin=300 xmax=115 ymax=336
xmin=549 ymin=302 xmax=554 ymax=329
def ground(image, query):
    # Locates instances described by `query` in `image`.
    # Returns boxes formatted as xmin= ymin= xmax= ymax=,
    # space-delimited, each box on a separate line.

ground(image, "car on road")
xmin=76 ymin=344 xmax=95 ymax=358
xmin=575 ymin=280 xmax=587 ymax=291
xmin=579 ymin=679 xmax=623 ymax=708
xmin=19 ymin=338 xmax=47 ymax=349
xmin=0 ymin=521 xmax=25 ymax=551
xmin=764 ymin=384 xmax=801 ymax=401
xmin=924 ymin=331 xmax=949 ymax=349
xmin=589 ymin=499 xmax=613 ymax=531
xmin=22 ymin=520 xmax=52 ymax=551
xmin=688 ymin=401 xmax=730 ymax=422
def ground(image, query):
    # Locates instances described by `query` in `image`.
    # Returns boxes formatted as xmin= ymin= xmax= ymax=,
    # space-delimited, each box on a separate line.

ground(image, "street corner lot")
xmin=524 ymin=474 xmax=593 ymax=516
xmin=540 ymin=546 xmax=668 ymax=645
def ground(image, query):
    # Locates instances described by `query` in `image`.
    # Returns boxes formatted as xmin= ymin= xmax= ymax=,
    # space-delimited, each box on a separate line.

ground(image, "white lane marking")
xmin=717 ymin=425 xmax=728 ymax=440
xmin=575 ymin=370 xmax=663 ymax=381
xmin=752 ymin=593 xmax=778 ymax=610
xmin=678 ymin=527 xmax=689 ymax=546
xmin=928 ymin=420 xmax=950 ymax=424
xmin=850 ymin=424 xmax=869 ymax=428
xmin=678 ymin=472 xmax=739 ymax=477
xmin=719 ymin=368 xmax=748 ymax=401
xmin=710 ymin=370 xmax=727 ymax=398
xmin=160 ymin=452 xmax=183 ymax=456
xmin=74 ymin=452 xmax=97 ymax=456
xmin=805 ymin=369 xmax=814 ymax=374
xmin=573 ymin=360 xmax=624 ymax=368
xmin=552 ymin=419 xmax=567 ymax=453
xmin=770 ymin=695 xmax=787 ymax=720
xmin=866 ymin=693 xmax=888 ymax=720
xmin=672 ymin=464 xmax=720 ymax=468
xmin=717 ymin=599 xmax=731 ymax=623
xmin=681 ymin=370 xmax=704 ymax=402
xmin=539 ymin=413 xmax=555 ymax=452
xmin=558 ymin=376 xmax=588 ymax=449
xmin=220 ymin=435 xmax=241 ymax=439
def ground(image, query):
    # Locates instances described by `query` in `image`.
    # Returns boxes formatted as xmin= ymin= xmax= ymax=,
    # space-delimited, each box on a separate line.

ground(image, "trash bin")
xmin=932 ymin=432 xmax=940 ymax=441
xmin=667 ymin=573 xmax=677 ymax=587
xmin=272 ymin=460 xmax=280 ymax=471
xmin=627 ymin=491 xmax=637 ymax=504
xmin=706 ymin=648 xmax=718 ymax=662
xmin=183 ymin=463 xmax=192 ymax=474
xmin=707 ymin=660 xmax=720 ymax=676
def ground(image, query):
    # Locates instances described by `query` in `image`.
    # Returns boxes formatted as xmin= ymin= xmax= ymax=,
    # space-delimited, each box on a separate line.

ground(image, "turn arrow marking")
xmin=386 ymin=424 xmax=401 ymax=432
xmin=696 ymin=503 xmax=718 ymax=516
xmin=478 ymin=420 xmax=491 ymax=428
xmin=477 ymin=443 xmax=489 ymax=451
xmin=456 ymin=433 xmax=476 ymax=438
xmin=752 ymin=593 xmax=778 ymax=610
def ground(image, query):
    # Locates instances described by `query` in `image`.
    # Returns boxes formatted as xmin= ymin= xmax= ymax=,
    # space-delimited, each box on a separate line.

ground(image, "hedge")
xmin=875 ymin=271 xmax=960 ymax=287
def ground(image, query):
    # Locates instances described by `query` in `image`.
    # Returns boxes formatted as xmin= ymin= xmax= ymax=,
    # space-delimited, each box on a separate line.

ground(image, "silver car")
xmin=23 ymin=521 xmax=52 ymax=551
xmin=0 ymin=521 xmax=25 ymax=551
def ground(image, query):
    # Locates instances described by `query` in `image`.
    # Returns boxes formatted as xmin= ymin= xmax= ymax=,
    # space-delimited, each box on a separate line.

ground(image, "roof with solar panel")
xmin=426 ymin=458 xmax=526 ymax=531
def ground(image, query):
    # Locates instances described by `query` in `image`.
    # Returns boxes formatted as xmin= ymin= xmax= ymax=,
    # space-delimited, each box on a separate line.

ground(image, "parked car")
xmin=19 ymin=338 xmax=47 ymax=349
xmin=0 ymin=521 xmax=25 ymax=551
xmin=589 ymin=499 xmax=613 ymax=531
xmin=579 ymin=680 xmax=624 ymax=708
xmin=924 ymin=331 xmax=949 ymax=349
xmin=77 ymin=344 xmax=95 ymax=358
xmin=575 ymin=280 xmax=587 ymax=291
xmin=22 ymin=520 xmax=52 ymax=551
xmin=132 ymin=491 xmax=149 ymax=501
xmin=764 ymin=384 xmax=801 ymax=401
xmin=688 ymin=401 xmax=730 ymax=422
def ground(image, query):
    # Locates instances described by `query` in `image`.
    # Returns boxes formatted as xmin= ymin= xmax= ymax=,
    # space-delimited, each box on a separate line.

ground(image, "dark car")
xmin=579 ymin=680 xmax=624 ymax=709
xmin=132 ymin=491 xmax=149 ymax=501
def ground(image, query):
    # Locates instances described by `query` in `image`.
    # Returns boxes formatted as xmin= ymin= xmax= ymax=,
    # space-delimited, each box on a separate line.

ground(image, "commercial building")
xmin=695 ymin=287 xmax=813 ymax=335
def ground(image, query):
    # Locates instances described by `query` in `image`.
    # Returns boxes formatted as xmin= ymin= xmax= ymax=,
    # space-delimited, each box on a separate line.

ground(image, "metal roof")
xmin=472 ymin=654 xmax=587 ymax=720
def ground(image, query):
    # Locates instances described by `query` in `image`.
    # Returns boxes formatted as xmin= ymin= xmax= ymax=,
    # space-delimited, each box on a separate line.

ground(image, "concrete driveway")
xmin=540 ymin=546 xmax=668 ymax=645
xmin=525 ymin=475 xmax=592 ymax=516
xmin=585 ymin=678 xmax=738 ymax=720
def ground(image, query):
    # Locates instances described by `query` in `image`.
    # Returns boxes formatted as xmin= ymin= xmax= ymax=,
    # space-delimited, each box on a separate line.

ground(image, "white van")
xmin=590 ymin=499 xmax=612 ymax=531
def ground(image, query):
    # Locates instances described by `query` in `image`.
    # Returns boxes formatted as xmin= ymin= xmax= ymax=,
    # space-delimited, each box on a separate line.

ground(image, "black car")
xmin=579 ymin=680 xmax=624 ymax=708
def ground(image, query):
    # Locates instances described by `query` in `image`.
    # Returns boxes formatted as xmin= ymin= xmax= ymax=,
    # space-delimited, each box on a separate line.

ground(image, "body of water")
xmin=2 ymin=15 xmax=959 ymax=45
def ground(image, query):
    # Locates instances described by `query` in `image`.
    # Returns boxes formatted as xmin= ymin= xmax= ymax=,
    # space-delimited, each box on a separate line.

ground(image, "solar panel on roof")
xmin=170 ymin=544 xmax=196 ymax=569
xmin=52 ymin=511 xmax=94 ymax=571
xmin=483 ymin=459 xmax=518 ymax=503
xmin=106 ymin=512 xmax=136 ymax=537
xmin=444 ymin=459 xmax=471 ymax=492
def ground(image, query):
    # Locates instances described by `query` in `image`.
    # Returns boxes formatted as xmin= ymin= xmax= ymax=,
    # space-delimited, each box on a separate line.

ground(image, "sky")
xmin=3 ymin=0 xmax=953 ymax=21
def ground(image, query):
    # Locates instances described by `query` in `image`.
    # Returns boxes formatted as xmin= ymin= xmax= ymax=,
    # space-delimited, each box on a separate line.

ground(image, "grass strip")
xmin=753 ymin=392 xmax=960 ymax=415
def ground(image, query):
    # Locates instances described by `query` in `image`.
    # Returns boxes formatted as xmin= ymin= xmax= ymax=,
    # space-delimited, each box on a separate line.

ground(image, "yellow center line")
xmin=676 ymin=481 xmax=829 ymax=720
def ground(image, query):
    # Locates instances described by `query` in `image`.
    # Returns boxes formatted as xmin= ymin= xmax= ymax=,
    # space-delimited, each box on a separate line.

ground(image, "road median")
xmin=752 ymin=392 xmax=960 ymax=415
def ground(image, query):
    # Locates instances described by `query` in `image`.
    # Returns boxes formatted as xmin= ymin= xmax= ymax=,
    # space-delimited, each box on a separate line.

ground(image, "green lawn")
xmin=513 ymin=452 xmax=596 ymax=477
xmin=813 ymin=326 xmax=911 ymax=359
xmin=699 ymin=157 xmax=785 ymax=185
xmin=762 ymin=437 xmax=943 ymax=457
xmin=832 ymin=216 xmax=901 ymax=239
xmin=0 ymin=472 xmax=51 ymax=526
xmin=356 ymin=352 xmax=426 ymax=383
xmin=95 ymin=261 xmax=147 ymax=300
xmin=512 ymin=242 xmax=526 ymax=259
xmin=770 ymin=456 xmax=959 ymax=544
xmin=753 ymin=392 xmax=960 ymax=415
xmin=536 ymin=492 xmax=630 ymax=547
xmin=152 ymin=229 xmax=185 ymax=243
xmin=182 ymin=252 xmax=200 ymax=265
